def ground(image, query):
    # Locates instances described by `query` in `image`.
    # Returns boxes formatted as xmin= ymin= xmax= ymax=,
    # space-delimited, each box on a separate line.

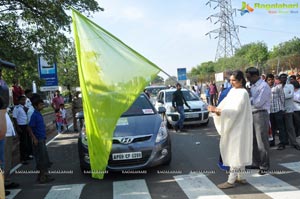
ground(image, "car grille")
xmin=113 ymin=135 xmax=152 ymax=144
xmin=184 ymin=108 xmax=201 ymax=112
xmin=108 ymin=150 xmax=152 ymax=167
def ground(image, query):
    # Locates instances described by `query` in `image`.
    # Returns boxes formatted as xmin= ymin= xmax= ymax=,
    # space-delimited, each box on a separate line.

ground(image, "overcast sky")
xmin=91 ymin=0 xmax=300 ymax=77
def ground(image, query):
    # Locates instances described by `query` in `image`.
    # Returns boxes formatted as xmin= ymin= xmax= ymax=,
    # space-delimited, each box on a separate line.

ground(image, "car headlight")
xmin=155 ymin=122 xmax=168 ymax=143
xmin=167 ymin=105 xmax=176 ymax=113
xmin=202 ymin=104 xmax=208 ymax=111
xmin=81 ymin=126 xmax=88 ymax=146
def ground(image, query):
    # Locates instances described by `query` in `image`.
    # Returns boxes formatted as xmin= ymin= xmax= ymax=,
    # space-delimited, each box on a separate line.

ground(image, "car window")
xmin=122 ymin=95 xmax=155 ymax=116
xmin=165 ymin=92 xmax=173 ymax=102
xmin=146 ymin=86 xmax=167 ymax=97
xmin=182 ymin=91 xmax=199 ymax=101
xmin=165 ymin=90 xmax=199 ymax=102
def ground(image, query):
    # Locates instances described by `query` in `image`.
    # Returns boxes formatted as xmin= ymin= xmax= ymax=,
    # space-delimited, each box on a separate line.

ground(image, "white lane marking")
xmin=44 ymin=184 xmax=85 ymax=199
xmin=174 ymin=173 xmax=230 ymax=199
xmin=113 ymin=179 xmax=151 ymax=199
xmin=280 ymin=161 xmax=300 ymax=173
xmin=245 ymin=171 xmax=300 ymax=199
xmin=5 ymin=189 xmax=21 ymax=199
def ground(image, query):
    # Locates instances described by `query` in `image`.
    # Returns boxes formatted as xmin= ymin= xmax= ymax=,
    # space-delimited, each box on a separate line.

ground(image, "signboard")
xmin=38 ymin=56 xmax=58 ymax=91
xmin=177 ymin=68 xmax=187 ymax=81
xmin=215 ymin=72 xmax=224 ymax=82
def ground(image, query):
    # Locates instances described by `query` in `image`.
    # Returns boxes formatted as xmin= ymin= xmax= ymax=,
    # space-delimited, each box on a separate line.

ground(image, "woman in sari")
xmin=208 ymin=70 xmax=253 ymax=189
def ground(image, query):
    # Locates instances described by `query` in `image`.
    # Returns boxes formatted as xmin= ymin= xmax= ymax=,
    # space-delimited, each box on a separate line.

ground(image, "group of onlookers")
xmin=207 ymin=67 xmax=300 ymax=189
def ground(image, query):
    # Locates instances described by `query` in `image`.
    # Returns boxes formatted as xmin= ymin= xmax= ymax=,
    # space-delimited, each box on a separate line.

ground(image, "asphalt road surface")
xmin=6 ymin=117 xmax=300 ymax=199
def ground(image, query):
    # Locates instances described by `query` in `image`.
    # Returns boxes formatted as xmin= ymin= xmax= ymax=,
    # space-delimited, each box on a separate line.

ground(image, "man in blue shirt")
xmin=28 ymin=95 xmax=54 ymax=183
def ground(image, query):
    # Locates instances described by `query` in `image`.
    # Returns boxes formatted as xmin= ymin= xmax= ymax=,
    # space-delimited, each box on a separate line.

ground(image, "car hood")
xmin=114 ymin=114 xmax=162 ymax=137
xmin=165 ymin=100 xmax=204 ymax=109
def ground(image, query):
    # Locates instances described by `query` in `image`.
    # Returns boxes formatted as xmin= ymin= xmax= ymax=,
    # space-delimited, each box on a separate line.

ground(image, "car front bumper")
xmin=166 ymin=111 xmax=209 ymax=126
xmin=78 ymin=136 xmax=171 ymax=171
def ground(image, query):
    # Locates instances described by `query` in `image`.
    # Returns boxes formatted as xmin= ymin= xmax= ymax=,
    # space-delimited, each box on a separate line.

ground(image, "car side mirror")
xmin=157 ymin=99 xmax=164 ymax=104
xmin=158 ymin=107 xmax=166 ymax=114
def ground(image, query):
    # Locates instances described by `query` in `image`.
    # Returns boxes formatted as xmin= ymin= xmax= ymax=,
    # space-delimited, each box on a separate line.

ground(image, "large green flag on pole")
xmin=71 ymin=8 xmax=161 ymax=179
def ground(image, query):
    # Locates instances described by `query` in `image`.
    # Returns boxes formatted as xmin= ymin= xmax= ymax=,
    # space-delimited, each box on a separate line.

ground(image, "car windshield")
xmin=122 ymin=95 xmax=156 ymax=116
xmin=165 ymin=90 xmax=199 ymax=102
xmin=146 ymin=86 xmax=167 ymax=97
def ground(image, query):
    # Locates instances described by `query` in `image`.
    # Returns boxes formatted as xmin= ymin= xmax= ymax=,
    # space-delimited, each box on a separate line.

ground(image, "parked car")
xmin=145 ymin=85 xmax=168 ymax=105
xmin=78 ymin=93 xmax=171 ymax=172
xmin=155 ymin=88 xmax=209 ymax=128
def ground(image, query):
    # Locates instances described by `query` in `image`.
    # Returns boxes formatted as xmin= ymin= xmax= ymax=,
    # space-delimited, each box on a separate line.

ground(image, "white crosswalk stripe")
xmin=113 ymin=179 xmax=151 ymax=199
xmin=280 ymin=161 xmax=300 ymax=173
xmin=6 ymin=162 xmax=300 ymax=199
xmin=174 ymin=173 xmax=230 ymax=199
xmin=44 ymin=184 xmax=85 ymax=199
xmin=5 ymin=189 xmax=21 ymax=199
xmin=245 ymin=170 xmax=300 ymax=199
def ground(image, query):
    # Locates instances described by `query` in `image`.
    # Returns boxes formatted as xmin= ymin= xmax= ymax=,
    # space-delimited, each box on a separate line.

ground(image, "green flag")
xmin=71 ymin=8 xmax=161 ymax=179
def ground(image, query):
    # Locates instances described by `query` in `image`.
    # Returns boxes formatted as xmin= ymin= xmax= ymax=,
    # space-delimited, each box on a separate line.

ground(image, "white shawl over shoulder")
xmin=213 ymin=88 xmax=253 ymax=167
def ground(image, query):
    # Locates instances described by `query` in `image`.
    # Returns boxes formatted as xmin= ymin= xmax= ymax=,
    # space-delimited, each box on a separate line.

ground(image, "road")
xmin=6 ymin=117 xmax=300 ymax=199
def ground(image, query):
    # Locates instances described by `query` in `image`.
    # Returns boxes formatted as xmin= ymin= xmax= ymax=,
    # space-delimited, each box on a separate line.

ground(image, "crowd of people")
xmin=0 ymin=68 xmax=83 ymax=197
xmin=207 ymin=67 xmax=300 ymax=189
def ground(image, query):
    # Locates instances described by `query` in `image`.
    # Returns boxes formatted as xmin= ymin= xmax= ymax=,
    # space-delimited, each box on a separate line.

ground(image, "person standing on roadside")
xmin=245 ymin=67 xmax=271 ymax=175
xmin=208 ymin=70 xmax=253 ymax=189
xmin=209 ymin=81 xmax=218 ymax=106
xmin=265 ymin=74 xmax=287 ymax=150
xmin=12 ymin=79 xmax=24 ymax=106
xmin=28 ymin=95 xmax=54 ymax=183
xmin=0 ymin=68 xmax=10 ymax=197
xmin=12 ymin=96 xmax=32 ymax=165
xmin=172 ymin=83 xmax=190 ymax=132
xmin=4 ymin=113 xmax=19 ymax=190
xmin=292 ymin=81 xmax=300 ymax=137
xmin=72 ymin=91 xmax=83 ymax=132
xmin=51 ymin=90 xmax=64 ymax=112
xmin=279 ymin=73 xmax=300 ymax=150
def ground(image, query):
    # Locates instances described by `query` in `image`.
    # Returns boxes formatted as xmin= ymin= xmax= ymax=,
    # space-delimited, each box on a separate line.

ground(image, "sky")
xmin=90 ymin=0 xmax=300 ymax=77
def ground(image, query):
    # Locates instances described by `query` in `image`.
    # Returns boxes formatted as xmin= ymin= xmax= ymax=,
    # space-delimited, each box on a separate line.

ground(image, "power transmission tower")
xmin=205 ymin=0 xmax=242 ymax=60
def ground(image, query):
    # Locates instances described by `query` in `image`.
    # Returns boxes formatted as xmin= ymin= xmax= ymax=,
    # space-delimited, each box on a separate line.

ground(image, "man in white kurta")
xmin=213 ymin=87 xmax=253 ymax=185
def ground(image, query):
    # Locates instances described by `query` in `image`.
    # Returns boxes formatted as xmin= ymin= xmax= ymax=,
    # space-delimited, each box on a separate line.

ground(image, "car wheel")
xmin=202 ymin=118 xmax=209 ymax=126
xmin=162 ymin=151 xmax=172 ymax=165
xmin=166 ymin=120 xmax=172 ymax=129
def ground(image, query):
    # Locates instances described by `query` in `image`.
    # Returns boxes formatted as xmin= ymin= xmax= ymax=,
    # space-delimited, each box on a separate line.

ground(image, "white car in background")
xmin=145 ymin=85 xmax=168 ymax=105
xmin=155 ymin=88 xmax=209 ymax=129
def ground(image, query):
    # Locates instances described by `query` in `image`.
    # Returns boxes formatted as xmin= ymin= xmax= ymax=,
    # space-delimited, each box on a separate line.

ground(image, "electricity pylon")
xmin=205 ymin=0 xmax=242 ymax=60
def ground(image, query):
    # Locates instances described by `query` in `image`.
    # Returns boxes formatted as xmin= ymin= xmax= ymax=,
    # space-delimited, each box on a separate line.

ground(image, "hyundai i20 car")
xmin=78 ymin=93 xmax=171 ymax=172
xmin=155 ymin=88 xmax=209 ymax=129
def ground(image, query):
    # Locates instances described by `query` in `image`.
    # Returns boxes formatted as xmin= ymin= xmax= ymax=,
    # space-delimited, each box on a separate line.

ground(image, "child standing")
xmin=59 ymin=104 xmax=68 ymax=132
xmin=55 ymin=109 xmax=63 ymax=134
xmin=27 ymin=95 xmax=54 ymax=183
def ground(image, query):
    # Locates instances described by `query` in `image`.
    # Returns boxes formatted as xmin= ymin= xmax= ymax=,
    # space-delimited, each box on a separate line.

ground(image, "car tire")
xmin=202 ymin=118 xmax=209 ymax=126
xmin=166 ymin=120 xmax=172 ymax=129
xmin=163 ymin=155 xmax=172 ymax=165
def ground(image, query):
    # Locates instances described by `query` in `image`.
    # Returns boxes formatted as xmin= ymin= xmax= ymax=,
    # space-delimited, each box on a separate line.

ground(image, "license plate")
xmin=185 ymin=113 xmax=199 ymax=118
xmin=112 ymin=152 xmax=142 ymax=160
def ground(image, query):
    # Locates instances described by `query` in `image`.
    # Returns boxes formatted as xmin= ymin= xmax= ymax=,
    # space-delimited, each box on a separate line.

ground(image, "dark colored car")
xmin=78 ymin=93 xmax=171 ymax=172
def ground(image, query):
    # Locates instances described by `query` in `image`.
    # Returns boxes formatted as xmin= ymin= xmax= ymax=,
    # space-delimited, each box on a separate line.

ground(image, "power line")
xmin=205 ymin=0 xmax=241 ymax=60
xmin=242 ymin=26 xmax=300 ymax=35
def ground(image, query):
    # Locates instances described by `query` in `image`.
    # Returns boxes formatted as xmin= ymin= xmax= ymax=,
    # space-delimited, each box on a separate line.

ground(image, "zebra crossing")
xmin=6 ymin=161 xmax=300 ymax=199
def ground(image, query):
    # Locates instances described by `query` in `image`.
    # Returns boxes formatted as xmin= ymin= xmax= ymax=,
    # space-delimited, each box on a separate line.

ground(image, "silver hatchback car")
xmin=78 ymin=93 xmax=171 ymax=172
xmin=155 ymin=88 xmax=209 ymax=129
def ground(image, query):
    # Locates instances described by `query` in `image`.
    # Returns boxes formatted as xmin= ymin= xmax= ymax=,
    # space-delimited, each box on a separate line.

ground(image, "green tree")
xmin=0 ymin=1 xmax=102 ymax=88
xmin=165 ymin=76 xmax=177 ymax=87
xmin=151 ymin=75 xmax=164 ymax=85
xmin=235 ymin=42 xmax=269 ymax=67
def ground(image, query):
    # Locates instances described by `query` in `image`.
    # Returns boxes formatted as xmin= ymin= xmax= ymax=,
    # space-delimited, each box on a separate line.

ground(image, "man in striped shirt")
xmin=265 ymin=74 xmax=287 ymax=150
